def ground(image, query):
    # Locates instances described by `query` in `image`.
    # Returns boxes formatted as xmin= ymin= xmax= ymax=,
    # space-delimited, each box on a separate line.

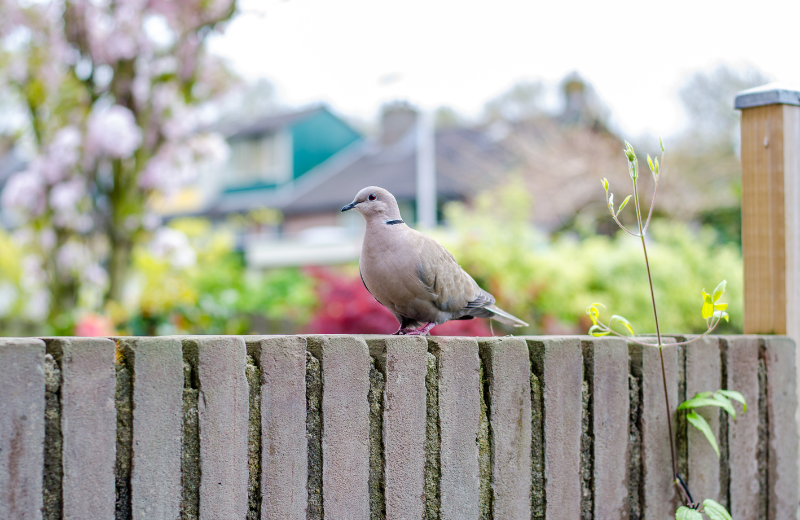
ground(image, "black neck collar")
xmin=385 ymin=219 xmax=404 ymax=225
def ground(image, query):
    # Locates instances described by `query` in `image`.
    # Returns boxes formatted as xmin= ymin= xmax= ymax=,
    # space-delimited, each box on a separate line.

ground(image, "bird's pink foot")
xmin=404 ymin=322 xmax=436 ymax=336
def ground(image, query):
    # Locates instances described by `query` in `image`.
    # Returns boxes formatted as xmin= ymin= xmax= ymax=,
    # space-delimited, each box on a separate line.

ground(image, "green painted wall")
xmin=291 ymin=110 xmax=361 ymax=179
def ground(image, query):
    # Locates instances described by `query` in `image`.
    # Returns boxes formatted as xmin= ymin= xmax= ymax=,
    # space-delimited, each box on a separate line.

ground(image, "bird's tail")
xmin=485 ymin=305 xmax=529 ymax=327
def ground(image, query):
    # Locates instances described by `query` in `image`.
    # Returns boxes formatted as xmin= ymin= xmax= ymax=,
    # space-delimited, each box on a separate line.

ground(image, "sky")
xmin=208 ymin=0 xmax=800 ymax=138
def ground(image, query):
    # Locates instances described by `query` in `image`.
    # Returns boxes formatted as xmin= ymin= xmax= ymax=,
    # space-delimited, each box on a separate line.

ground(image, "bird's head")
xmin=341 ymin=186 xmax=403 ymax=222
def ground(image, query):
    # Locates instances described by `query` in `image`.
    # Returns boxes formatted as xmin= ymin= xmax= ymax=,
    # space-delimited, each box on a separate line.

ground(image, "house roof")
xmin=223 ymin=105 xmax=328 ymax=140
xmin=206 ymin=123 xmax=516 ymax=216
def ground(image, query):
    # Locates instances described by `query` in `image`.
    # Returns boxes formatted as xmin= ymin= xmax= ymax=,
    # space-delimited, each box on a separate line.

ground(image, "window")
xmin=227 ymin=131 xmax=290 ymax=187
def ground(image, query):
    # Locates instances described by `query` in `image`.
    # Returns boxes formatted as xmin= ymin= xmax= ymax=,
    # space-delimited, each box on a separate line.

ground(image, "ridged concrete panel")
xmin=583 ymin=337 xmax=630 ymax=520
xmin=185 ymin=336 xmax=250 ymax=520
xmin=247 ymin=336 xmax=309 ymax=520
xmin=763 ymin=336 xmax=800 ymax=520
xmin=120 ymin=337 xmax=184 ymax=520
xmin=630 ymin=338 xmax=680 ymax=518
xmin=0 ymin=338 xmax=46 ymax=520
xmin=48 ymin=338 xmax=117 ymax=520
xmin=723 ymin=336 xmax=760 ymax=519
xmin=685 ymin=336 xmax=722 ymax=503
xmin=529 ymin=336 xmax=583 ymax=520
xmin=370 ymin=336 xmax=428 ymax=520
xmin=313 ymin=335 xmax=371 ymax=520
xmin=480 ymin=337 xmax=532 ymax=519
xmin=428 ymin=336 xmax=481 ymax=520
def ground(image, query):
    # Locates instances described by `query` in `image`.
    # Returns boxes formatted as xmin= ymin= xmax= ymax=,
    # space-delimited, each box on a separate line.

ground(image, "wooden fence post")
xmin=737 ymin=84 xmax=800 ymax=337
xmin=736 ymin=82 xmax=800 ymax=498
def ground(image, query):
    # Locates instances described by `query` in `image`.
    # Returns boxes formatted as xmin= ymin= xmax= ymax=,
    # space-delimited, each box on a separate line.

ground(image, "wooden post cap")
xmin=735 ymin=83 xmax=800 ymax=109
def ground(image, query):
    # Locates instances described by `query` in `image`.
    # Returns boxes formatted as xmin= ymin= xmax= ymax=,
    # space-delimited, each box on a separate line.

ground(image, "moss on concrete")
xmin=718 ymin=340 xmax=730 ymax=512
xmin=757 ymin=356 xmax=768 ymax=520
xmin=368 ymin=358 xmax=386 ymax=520
xmin=531 ymin=370 xmax=545 ymax=520
xmin=182 ymin=360 xmax=200 ymax=520
xmin=246 ymin=355 xmax=261 ymax=520
xmin=306 ymin=351 xmax=323 ymax=520
xmin=628 ymin=373 xmax=643 ymax=520
xmin=675 ymin=342 xmax=689 ymax=483
xmin=115 ymin=360 xmax=133 ymax=520
xmin=43 ymin=353 xmax=62 ymax=520
xmin=580 ymin=379 xmax=593 ymax=520
xmin=424 ymin=352 xmax=440 ymax=520
xmin=477 ymin=356 xmax=492 ymax=520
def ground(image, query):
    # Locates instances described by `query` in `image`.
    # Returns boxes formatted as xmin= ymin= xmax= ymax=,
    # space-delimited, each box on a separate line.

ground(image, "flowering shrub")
xmin=118 ymin=218 xmax=316 ymax=336
xmin=303 ymin=266 xmax=493 ymax=336
xmin=438 ymin=178 xmax=743 ymax=335
xmin=0 ymin=0 xmax=238 ymax=325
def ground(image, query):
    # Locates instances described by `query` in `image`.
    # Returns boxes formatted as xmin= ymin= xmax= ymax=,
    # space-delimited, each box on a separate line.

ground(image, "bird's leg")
xmin=391 ymin=326 xmax=410 ymax=335
xmin=405 ymin=322 xmax=436 ymax=336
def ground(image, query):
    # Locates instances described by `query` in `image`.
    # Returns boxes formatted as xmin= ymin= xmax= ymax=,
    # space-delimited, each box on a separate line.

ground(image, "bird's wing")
xmin=413 ymin=232 xmax=491 ymax=314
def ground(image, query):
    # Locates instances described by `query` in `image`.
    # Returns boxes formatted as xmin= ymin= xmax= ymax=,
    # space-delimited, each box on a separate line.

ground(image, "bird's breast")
xmin=359 ymin=233 xmax=432 ymax=318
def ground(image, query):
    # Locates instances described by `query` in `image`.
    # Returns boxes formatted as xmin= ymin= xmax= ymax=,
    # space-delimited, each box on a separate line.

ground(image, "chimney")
xmin=380 ymin=102 xmax=418 ymax=145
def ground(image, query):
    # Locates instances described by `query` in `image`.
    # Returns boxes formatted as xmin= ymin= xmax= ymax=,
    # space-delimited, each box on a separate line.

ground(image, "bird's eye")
xmin=368 ymin=194 xmax=377 ymax=201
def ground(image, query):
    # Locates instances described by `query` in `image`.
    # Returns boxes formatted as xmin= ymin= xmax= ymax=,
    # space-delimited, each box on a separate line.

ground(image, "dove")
xmin=342 ymin=186 xmax=529 ymax=335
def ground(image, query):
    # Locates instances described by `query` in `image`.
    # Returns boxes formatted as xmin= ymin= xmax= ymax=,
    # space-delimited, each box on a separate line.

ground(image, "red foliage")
xmin=303 ymin=267 xmax=494 ymax=337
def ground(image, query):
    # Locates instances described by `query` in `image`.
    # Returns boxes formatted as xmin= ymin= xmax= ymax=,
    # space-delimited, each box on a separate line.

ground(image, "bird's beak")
xmin=341 ymin=201 xmax=359 ymax=212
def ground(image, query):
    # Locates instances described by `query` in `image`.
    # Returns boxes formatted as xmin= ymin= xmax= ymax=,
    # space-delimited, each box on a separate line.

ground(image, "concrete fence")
xmin=0 ymin=334 xmax=797 ymax=520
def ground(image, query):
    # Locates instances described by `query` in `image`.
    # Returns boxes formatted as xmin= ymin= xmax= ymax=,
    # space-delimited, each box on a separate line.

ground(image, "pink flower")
xmin=75 ymin=313 xmax=115 ymax=337
xmin=87 ymin=104 xmax=143 ymax=159
xmin=1 ymin=170 xmax=46 ymax=215
xmin=149 ymin=227 xmax=196 ymax=268
xmin=49 ymin=178 xmax=86 ymax=213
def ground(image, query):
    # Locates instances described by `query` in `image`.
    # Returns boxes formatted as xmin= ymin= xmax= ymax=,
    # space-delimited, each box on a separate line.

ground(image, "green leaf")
xmin=702 ymin=289 xmax=712 ymax=304
xmin=588 ymin=325 xmax=611 ymax=337
xmin=586 ymin=305 xmax=600 ymax=325
xmin=717 ymin=390 xmax=747 ymax=413
xmin=608 ymin=193 xmax=614 ymax=211
xmin=711 ymin=393 xmax=737 ymax=418
xmin=655 ymin=157 xmax=660 ymax=175
xmin=602 ymin=178 xmax=609 ymax=191
xmin=702 ymin=300 xmax=714 ymax=320
xmin=610 ymin=314 xmax=635 ymax=336
xmin=712 ymin=280 xmax=727 ymax=302
xmin=647 ymin=154 xmax=655 ymax=173
xmin=678 ymin=396 xmax=736 ymax=418
xmin=695 ymin=391 xmax=715 ymax=399
xmin=712 ymin=310 xmax=729 ymax=322
xmin=675 ymin=506 xmax=703 ymax=520
xmin=702 ymin=499 xmax=732 ymax=520
xmin=687 ymin=410 xmax=720 ymax=458
xmin=624 ymin=141 xmax=636 ymax=162
xmin=617 ymin=195 xmax=632 ymax=215
xmin=659 ymin=137 xmax=665 ymax=152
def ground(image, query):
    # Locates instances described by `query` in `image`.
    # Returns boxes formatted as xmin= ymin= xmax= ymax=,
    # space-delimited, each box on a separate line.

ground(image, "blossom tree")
xmin=0 ymin=0 xmax=237 ymax=329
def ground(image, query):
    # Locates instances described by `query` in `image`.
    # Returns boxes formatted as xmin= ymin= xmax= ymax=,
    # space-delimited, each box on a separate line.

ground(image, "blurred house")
xmin=484 ymin=76 xmax=629 ymax=234
xmin=169 ymin=103 xmax=514 ymax=267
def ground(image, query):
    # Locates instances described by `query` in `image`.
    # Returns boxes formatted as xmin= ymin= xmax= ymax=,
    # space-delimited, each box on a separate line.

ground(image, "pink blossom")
xmin=0 ymin=282 xmax=17 ymax=318
xmin=39 ymin=228 xmax=57 ymax=251
xmin=84 ymin=263 xmax=109 ymax=287
xmin=49 ymin=179 xmax=86 ymax=214
xmin=75 ymin=313 xmax=115 ymax=337
xmin=149 ymin=227 xmax=196 ymax=268
xmin=50 ymin=126 xmax=82 ymax=168
xmin=87 ymin=104 xmax=143 ymax=158
xmin=57 ymin=241 xmax=90 ymax=273
xmin=40 ymin=126 xmax=83 ymax=184
xmin=189 ymin=132 xmax=229 ymax=166
xmin=1 ymin=170 xmax=46 ymax=215
xmin=23 ymin=289 xmax=49 ymax=321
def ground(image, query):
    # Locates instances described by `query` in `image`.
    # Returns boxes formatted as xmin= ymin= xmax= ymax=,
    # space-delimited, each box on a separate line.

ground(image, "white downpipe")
xmin=416 ymin=109 xmax=436 ymax=229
